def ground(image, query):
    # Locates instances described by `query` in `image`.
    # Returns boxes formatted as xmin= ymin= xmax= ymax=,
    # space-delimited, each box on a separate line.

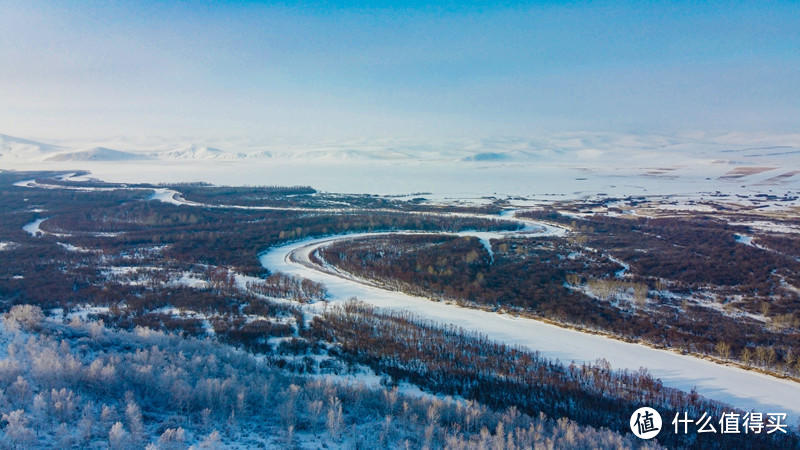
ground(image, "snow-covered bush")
xmin=2 ymin=305 xmax=44 ymax=331
xmin=0 ymin=306 xmax=666 ymax=449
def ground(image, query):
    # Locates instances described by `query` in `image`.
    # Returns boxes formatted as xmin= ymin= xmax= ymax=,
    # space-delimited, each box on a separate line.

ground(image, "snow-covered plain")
xmin=261 ymin=232 xmax=800 ymax=422
xmin=8 ymin=131 xmax=800 ymax=424
xmin=3 ymin=131 xmax=800 ymax=203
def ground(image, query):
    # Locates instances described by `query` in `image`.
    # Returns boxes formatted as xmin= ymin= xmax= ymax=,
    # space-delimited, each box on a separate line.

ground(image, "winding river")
xmin=260 ymin=228 xmax=800 ymax=422
xmin=17 ymin=175 xmax=800 ymax=421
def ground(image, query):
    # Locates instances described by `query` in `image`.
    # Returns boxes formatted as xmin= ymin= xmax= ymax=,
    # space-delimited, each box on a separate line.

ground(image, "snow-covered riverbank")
xmin=260 ymin=231 xmax=800 ymax=422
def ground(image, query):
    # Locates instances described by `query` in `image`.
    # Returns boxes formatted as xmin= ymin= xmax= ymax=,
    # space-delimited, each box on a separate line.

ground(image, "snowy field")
xmin=6 ymin=158 xmax=799 ymax=202
xmin=3 ymin=131 xmax=800 ymax=202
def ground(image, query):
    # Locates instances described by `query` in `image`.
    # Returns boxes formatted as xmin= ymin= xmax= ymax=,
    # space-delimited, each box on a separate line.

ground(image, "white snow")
xmin=92 ymin=231 xmax=123 ymax=237
xmin=0 ymin=241 xmax=17 ymax=251
xmin=606 ymin=255 xmax=630 ymax=277
xmin=160 ymin=144 xmax=234 ymax=160
xmin=21 ymin=217 xmax=71 ymax=238
xmin=0 ymin=134 xmax=64 ymax=160
xmin=149 ymin=188 xmax=203 ymax=206
xmin=168 ymin=272 xmax=210 ymax=289
xmin=6 ymin=158 xmax=798 ymax=206
xmin=103 ymin=266 xmax=148 ymax=275
xmin=100 ymin=266 xmax=161 ymax=286
xmin=66 ymin=305 xmax=110 ymax=321
xmin=45 ymin=147 xmax=149 ymax=162
xmin=470 ymin=234 xmax=495 ymax=261
xmin=650 ymin=203 xmax=717 ymax=212
xmin=22 ymin=218 xmax=47 ymax=236
xmin=151 ymin=306 xmax=216 ymax=336
xmin=58 ymin=242 xmax=94 ymax=252
xmin=729 ymin=220 xmax=800 ymax=234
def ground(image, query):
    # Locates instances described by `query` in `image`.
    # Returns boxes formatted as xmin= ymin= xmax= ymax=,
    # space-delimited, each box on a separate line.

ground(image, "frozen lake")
xmin=7 ymin=158 xmax=798 ymax=201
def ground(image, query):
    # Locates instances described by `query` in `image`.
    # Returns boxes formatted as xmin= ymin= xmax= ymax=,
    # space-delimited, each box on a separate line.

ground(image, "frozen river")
xmin=260 ymin=228 xmax=800 ymax=423
xmin=16 ymin=172 xmax=800 ymax=423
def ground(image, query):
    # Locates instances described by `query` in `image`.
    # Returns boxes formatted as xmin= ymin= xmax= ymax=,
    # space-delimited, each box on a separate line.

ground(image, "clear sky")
xmin=1 ymin=1 xmax=798 ymax=141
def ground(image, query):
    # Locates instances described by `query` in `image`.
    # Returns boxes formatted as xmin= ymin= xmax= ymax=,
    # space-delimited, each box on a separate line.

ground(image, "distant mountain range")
xmin=0 ymin=133 xmax=65 ymax=159
xmin=0 ymin=133 xmax=565 ymax=163
xmin=0 ymin=135 xmax=238 ymax=162
xmin=45 ymin=147 xmax=150 ymax=162
xmin=2 ymin=133 xmax=800 ymax=170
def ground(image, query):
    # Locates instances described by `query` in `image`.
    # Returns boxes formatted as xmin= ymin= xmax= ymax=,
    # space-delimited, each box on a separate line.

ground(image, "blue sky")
xmin=1 ymin=1 xmax=798 ymax=140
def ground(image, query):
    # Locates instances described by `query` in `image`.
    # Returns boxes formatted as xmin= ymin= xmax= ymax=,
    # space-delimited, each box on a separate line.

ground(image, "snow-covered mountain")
xmin=2 ymin=132 xmax=800 ymax=174
xmin=45 ymin=147 xmax=151 ymax=162
xmin=0 ymin=135 xmax=246 ymax=162
xmin=159 ymin=144 xmax=238 ymax=160
xmin=0 ymin=134 xmax=64 ymax=160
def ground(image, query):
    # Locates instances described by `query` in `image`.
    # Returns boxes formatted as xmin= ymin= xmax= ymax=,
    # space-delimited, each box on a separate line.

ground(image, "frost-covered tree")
xmin=1 ymin=409 xmax=35 ymax=448
xmin=125 ymin=398 xmax=144 ymax=444
xmin=100 ymin=404 xmax=117 ymax=430
xmin=108 ymin=421 xmax=127 ymax=449
xmin=0 ymin=305 xmax=784 ymax=449
xmin=7 ymin=376 xmax=31 ymax=407
xmin=2 ymin=305 xmax=44 ymax=332
xmin=326 ymin=395 xmax=343 ymax=441
xmin=156 ymin=427 xmax=185 ymax=449
xmin=190 ymin=430 xmax=221 ymax=449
